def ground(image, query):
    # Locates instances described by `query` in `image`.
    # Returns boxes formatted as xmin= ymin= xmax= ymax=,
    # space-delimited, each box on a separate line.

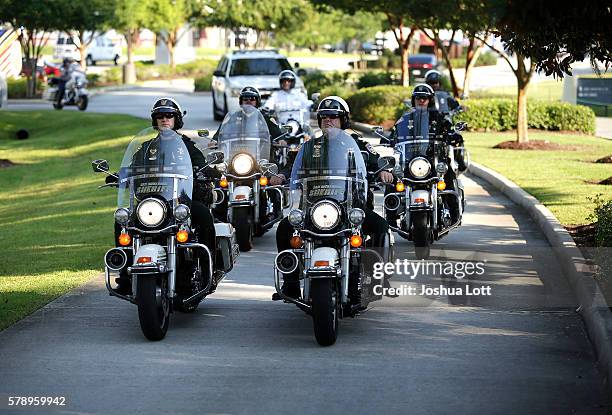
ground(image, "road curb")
xmin=352 ymin=120 xmax=612 ymax=395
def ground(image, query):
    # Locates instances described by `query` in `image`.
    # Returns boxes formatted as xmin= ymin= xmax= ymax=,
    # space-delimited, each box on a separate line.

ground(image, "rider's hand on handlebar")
xmin=378 ymin=171 xmax=394 ymax=183
xmin=276 ymin=139 xmax=288 ymax=147
xmin=270 ymin=174 xmax=286 ymax=186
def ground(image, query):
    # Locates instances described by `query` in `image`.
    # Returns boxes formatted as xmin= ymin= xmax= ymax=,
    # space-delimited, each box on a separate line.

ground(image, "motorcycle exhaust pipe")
xmin=105 ymin=248 xmax=128 ymax=272
xmin=275 ymin=251 xmax=299 ymax=274
xmin=384 ymin=194 xmax=402 ymax=212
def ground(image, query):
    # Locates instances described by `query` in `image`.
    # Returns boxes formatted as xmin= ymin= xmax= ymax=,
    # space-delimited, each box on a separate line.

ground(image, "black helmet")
xmin=425 ymin=70 xmax=442 ymax=86
xmin=316 ymin=96 xmax=350 ymax=130
xmin=279 ymin=70 xmax=297 ymax=89
xmin=411 ymin=84 xmax=435 ymax=108
xmin=151 ymin=97 xmax=185 ymax=130
xmin=62 ymin=57 xmax=74 ymax=66
xmin=239 ymin=86 xmax=261 ymax=107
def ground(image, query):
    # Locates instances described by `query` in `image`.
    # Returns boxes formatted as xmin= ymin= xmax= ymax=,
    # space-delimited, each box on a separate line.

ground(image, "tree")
xmin=310 ymin=0 xmax=419 ymax=87
xmin=495 ymin=0 xmax=612 ymax=77
xmin=148 ymin=0 xmax=199 ymax=68
xmin=114 ymin=0 xmax=150 ymax=82
xmin=0 ymin=0 xmax=63 ymax=97
xmin=57 ymin=0 xmax=117 ymax=70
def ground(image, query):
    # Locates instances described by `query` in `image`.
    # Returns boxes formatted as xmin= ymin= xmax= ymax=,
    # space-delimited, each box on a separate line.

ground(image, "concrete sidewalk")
xmin=596 ymin=117 xmax=612 ymax=139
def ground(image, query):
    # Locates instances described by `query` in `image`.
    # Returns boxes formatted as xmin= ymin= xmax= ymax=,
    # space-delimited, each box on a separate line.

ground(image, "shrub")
xmin=7 ymin=77 xmax=28 ymax=98
xmin=194 ymin=74 xmax=212 ymax=92
xmin=455 ymin=99 xmax=596 ymax=133
xmin=356 ymin=71 xmax=396 ymax=89
xmin=347 ymin=85 xmax=413 ymax=124
xmin=302 ymin=70 xmax=348 ymax=94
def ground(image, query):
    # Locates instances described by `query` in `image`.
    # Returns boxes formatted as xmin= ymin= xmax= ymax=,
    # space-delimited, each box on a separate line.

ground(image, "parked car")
xmin=211 ymin=49 xmax=306 ymax=121
xmin=54 ymin=34 xmax=122 ymax=66
xmin=408 ymin=53 xmax=439 ymax=82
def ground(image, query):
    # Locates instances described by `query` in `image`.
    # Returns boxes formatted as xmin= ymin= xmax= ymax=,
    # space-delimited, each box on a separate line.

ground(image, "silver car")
xmin=211 ymin=49 xmax=305 ymax=121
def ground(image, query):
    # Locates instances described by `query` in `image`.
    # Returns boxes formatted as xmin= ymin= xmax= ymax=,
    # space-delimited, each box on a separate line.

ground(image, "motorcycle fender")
xmin=133 ymin=244 xmax=167 ymax=268
xmin=410 ymin=189 xmax=430 ymax=205
xmin=230 ymin=185 xmax=252 ymax=203
xmin=307 ymin=247 xmax=339 ymax=278
xmin=79 ymin=88 xmax=89 ymax=96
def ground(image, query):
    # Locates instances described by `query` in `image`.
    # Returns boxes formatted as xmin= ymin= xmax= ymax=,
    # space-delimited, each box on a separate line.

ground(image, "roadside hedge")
xmin=194 ymin=74 xmax=212 ymax=92
xmin=346 ymin=85 xmax=412 ymax=124
xmin=6 ymin=77 xmax=28 ymax=98
xmin=455 ymin=99 xmax=596 ymax=134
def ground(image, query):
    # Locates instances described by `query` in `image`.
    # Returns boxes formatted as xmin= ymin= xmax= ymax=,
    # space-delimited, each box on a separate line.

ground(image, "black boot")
xmin=272 ymin=281 xmax=300 ymax=301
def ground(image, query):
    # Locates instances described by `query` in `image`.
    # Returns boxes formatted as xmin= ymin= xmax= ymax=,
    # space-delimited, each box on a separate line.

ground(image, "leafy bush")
xmin=7 ymin=77 xmax=28 ymax=98
xmin=455 ymin=99 xmax=596 ymax=133
xmin=134 ymin=59 xmax=216 ymax=81
xmin=595 ymin=198 xmax=612 ymax=247
xmin=347 ymin=85 xmax=413 ymax=124
xmin=368 ymin=50 xmax=402 ymax=70
xmin=356 ymin=71 xmax=396 ymax=89
xmin=319 ymin=84 xmax=355 ymax=100
xmin=302 ymin=70 xmax=348 ymax=94
xmin=194 ymin=74 xmax=212 ymax=92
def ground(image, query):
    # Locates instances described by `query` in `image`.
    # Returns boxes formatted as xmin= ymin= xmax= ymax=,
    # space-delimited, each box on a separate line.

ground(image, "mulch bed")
xmin=565 ymin=223 xmax=598 ymax=247
xmin=0 ymin=159 xmax=16 ymax=169
xmin=595 ymin=155 xmax=612 ymax=164
xmin=493 ymin=139 xmax=581 ymax=151
xmin=599 ymin=176 xmax=612 ymax=185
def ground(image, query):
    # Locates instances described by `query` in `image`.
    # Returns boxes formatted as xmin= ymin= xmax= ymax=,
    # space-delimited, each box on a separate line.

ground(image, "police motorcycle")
xmin=373 ymin=123 xmax=466 ymax=260
xmin=273 ymin=129 xmax=389 ymax=346
xmin=264 ymin=103 xmax=314 ymax=170
xmin=215 ymin=105 xmax=287 ymax=251
xmin=92 ymin=127 xmax=238 ymax=341
xmin=45 ymin=69 xmax=89 ymax=111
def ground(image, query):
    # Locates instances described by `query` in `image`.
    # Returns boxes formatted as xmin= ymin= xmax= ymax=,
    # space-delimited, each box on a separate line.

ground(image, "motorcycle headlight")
xmin=310 ymin=201 xmax=341 ymax=230
xmin=173 ymin=204 xmax=190 ymax=221
xmin=114 ymin=208 xmax=129 ymax=225
xmin=436 ymin=162 xmax=448 ymax=176
xmin=288 ymin=209 xmax=304 ymax=227
xmin=231 ymin=153 xmax=255 ymax=175
xmin=408 ymin=157 xmax=431 ymax=179
xmin=136 ymin=198 xmax=166 ymax=227
xmin=348 ymin=208 xmax=365 ymax=226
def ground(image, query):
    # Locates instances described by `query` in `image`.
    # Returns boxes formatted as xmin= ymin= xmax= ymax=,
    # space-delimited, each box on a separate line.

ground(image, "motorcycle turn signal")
xmin=118 ymin=232 xmax=131 ymax=246
xmin=176 ymin=229 xmax=189 ymax=243
xmin=350 ymin=234 xmax=363 ymax=248
xmin=437 ymin=181 xmax=446 ymax=190
xmin=395 ymin=182 xmax=406 ymax=192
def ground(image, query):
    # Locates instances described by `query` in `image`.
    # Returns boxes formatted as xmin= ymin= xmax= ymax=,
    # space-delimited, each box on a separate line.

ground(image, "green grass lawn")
xmin=0 ymin=111 xmax=145 ymax=330
xmin=467 ymin=131 xmax=612 ymax=225
xmin=471 ymin=80 xmax=565 ymax=101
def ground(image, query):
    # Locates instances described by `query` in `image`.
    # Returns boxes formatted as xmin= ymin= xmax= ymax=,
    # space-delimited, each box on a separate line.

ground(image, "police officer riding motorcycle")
xmin=93 ymin=98 xmax=238 ymax=341
xmin=375 ymin=85 xmax=466 ymax=259
xmin=273 ymin=96 xmax=393 ymax=346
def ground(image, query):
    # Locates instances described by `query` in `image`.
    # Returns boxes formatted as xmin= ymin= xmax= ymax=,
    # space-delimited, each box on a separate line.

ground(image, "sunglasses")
xmin=242 ymin=97 xmax=257 ymax=101
xmin=320 ymin=114 xmax=340 ymax=119
xmin=154 ymin=113 xmax=175 ymax=120
xmin=415 ymin=97 xmax=429 ymax=101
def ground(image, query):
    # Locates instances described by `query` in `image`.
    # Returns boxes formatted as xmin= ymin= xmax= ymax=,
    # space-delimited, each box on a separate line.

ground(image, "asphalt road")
xmin=0 ymin=86 xmax=607 ymax=414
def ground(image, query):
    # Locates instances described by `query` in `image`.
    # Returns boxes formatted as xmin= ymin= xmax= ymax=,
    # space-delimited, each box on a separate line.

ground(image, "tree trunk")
xmin=515 ymin=53 xmax=534 ymax=143
xmin=79 ymin=33 xmax=87 ymax=70
xmin=127 ymin=29 xmax=134 ymax=64
xmin=400 ymin=45 xmax=409 ymax=87
xmin=167 ymin=36 xmax=175 ymax=69
xmin=462 ymin=37 xmax=484 ymax=98
xmin=516 ymin=83 xmax=529 ymax=142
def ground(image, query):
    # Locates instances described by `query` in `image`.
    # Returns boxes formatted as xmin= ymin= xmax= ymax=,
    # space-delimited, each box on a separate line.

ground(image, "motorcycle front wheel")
xmin=232 ymin=208 xmax=253 ymax=252
xmin=311 ymin=279 xmax=339 ymax=346
xmin=412 ymin=211 xmax=431 ymax=260
xmin=77 ymin=95 xmax=88 ymax=111
xmin=136 ymin=275 xmax=170 ymax=341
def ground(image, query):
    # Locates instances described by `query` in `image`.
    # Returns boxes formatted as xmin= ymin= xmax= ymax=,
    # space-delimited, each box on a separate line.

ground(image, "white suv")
xmin=54 ymin=34 xmax=122 ymax=66
xmin=211 ymin=49 xmax=305 ymax=121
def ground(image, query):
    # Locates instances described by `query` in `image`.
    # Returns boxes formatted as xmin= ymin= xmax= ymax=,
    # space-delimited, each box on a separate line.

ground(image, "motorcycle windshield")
xmin=290 ymin=128 xmax=367 ymax=208
xmin=117 ymin=127 xmax=193 ymax=208
xmin=395 ymin=138 xmax=446 ymax=174
xmin=217 ymin=105 xmax=271 ymax=163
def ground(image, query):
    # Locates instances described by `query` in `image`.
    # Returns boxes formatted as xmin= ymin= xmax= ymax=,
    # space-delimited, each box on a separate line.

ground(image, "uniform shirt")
xmin=263 ymin=89 xmax=312 ymax=114
xmin=433 ymin=90 xmax=460 ymax=114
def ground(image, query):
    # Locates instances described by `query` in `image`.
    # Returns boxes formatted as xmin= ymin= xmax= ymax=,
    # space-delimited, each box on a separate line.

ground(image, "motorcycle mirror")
xmin=455 ymin=121 xmax=467 ymax=132
xmin=261 ymin=162 xmax=278 ymax=175
xmin=282 ymin=125 xmax=292 ymax=133
xmin=371 ymin=126 xmax=384 ymax=135
xmin=92 ymin=159 xmax=109 ymax=173
xmin=197 ymin=129 xmax=209 ymax=137
xmin=206 ymin=151 xmax=224 ymax=165
xmin=311 ymin=92 xmax=320 ymax=102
